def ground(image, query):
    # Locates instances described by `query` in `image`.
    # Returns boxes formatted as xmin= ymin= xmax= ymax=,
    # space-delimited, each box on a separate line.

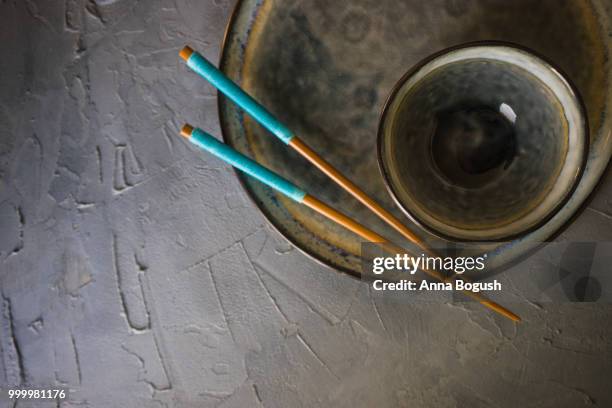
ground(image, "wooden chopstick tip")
xmin=179 ymin=45 xmax=194 ymax=61
xmin=507 ymin=311 xmax=522 ymax=323
xmin=484 ymin=300 xmax=521 ymax=323
xmin=181 ymin=124 xmax=194 ymax=138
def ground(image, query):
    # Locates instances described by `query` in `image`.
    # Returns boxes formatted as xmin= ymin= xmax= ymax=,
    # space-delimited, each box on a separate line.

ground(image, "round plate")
xmin=219 ymin=0 xmax=612 ymax=277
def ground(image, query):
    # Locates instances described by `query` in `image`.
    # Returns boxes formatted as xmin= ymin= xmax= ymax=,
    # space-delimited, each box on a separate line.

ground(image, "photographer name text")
xmin=372 ymin=279 xmax=501 ymax=292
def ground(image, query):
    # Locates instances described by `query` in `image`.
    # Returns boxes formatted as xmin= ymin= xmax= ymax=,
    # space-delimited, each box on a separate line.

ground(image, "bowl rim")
xmin=376 ymin=40 xmax=590 ymax=243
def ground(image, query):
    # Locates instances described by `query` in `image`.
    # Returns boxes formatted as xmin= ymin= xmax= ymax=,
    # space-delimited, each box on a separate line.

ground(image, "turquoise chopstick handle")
xmin=188 ymin=128 xmax=306 ymax=203
xmin=186 ymin=51 xmax=295 ymax=144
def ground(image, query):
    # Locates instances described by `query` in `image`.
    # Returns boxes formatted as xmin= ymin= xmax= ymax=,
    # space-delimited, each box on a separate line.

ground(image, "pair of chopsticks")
xmin=178 ymin=45 xmax=520 ymax=322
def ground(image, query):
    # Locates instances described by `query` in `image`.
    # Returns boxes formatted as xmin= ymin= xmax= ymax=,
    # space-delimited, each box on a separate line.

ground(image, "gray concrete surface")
xmin=1 ymin=1 xmax=612 ymax=407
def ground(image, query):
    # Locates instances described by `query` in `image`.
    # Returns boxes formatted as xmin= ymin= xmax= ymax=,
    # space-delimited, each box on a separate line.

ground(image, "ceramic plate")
xmin=218 ymin=0 xmax=612 ymax=277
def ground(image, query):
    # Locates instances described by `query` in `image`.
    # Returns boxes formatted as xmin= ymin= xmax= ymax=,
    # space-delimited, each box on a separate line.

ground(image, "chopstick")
xmin=179 ymin=124 xmax=521 ymax=322
xmin=179 ymin=45 xmax=427 ymax=249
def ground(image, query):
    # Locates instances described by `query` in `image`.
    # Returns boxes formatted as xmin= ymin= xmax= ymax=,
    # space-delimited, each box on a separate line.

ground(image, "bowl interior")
xmin=379 ymin=46 xmax=587 ymax=241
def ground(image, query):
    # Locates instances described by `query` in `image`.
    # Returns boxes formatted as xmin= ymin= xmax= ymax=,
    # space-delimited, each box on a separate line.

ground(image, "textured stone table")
xmin=0 ymin=1 xmax=611 ymax=407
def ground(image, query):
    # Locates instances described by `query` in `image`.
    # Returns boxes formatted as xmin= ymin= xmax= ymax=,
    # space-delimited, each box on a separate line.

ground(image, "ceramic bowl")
xmin=378 ymin=43 xmax=588 ymax=241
